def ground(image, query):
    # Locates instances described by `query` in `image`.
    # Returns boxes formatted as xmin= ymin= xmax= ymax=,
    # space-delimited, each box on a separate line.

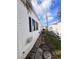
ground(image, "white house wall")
xmin=17 ymin=0 xmax=42 ymax=59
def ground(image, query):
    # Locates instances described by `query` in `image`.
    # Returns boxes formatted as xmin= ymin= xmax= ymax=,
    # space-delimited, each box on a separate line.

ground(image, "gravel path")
xmin=25 ymin=32 xmax=57 ymax=59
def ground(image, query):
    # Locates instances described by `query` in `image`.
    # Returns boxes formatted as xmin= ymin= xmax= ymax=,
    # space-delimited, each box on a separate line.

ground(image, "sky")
xmin=31 ymin=0 xmax=61 ymax=27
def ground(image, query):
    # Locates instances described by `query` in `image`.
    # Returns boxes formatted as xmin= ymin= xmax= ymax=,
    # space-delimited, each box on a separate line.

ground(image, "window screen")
xmin=36 ymin=22 xmax=38 ymax=30
xmin=32 ymin=19 xmax=35 ymax=31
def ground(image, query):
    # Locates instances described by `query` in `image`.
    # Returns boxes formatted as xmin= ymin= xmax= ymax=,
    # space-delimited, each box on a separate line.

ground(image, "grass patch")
xmin=42 ymin=31 xmax=61 ymax=59
xmin=43 ymin=31 xmax=61 ymax=50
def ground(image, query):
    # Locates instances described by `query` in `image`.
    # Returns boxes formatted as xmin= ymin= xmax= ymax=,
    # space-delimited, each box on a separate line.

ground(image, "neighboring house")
xmin=48 ymin=22 xmax=61 ymax=37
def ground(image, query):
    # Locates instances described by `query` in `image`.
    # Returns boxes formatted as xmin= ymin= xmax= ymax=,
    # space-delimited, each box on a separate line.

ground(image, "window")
xmin=29 ymin=17 xmax=32 ymax=32
xmin=29 ymin=17 xmax=38 ymax=32
xmin=36 ymin=22 xmax=38 ymax=30
xmin=32 ymin=19 xmax=35 ymax=31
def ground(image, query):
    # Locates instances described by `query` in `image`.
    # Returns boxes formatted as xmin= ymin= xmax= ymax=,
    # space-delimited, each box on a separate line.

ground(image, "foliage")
xmin=43 ymin=31 xmax=61 ymax=50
